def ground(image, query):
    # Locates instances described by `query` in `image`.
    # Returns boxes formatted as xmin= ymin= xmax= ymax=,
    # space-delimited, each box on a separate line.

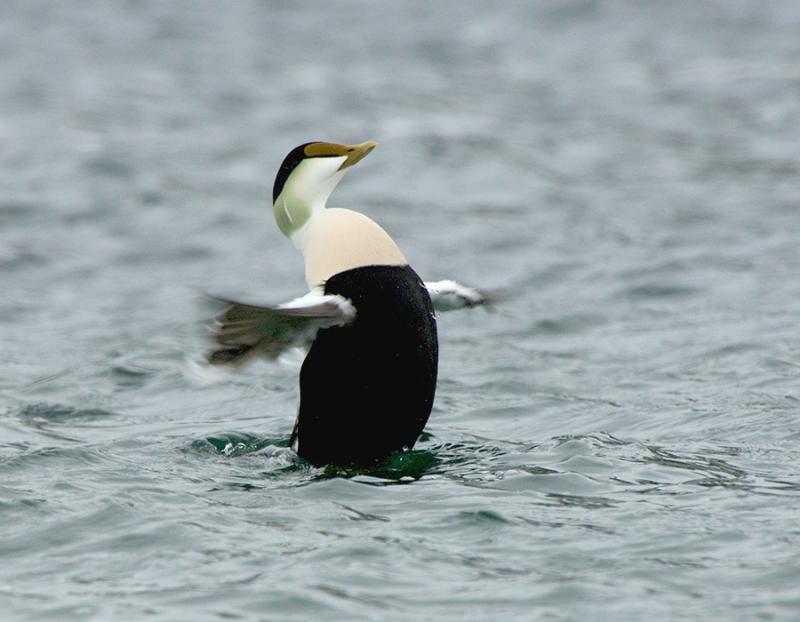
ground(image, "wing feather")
xmin=206 ymin=293 xmax=356 ymax=365
xmin=424 ymin=280 xmax=492 ymax=312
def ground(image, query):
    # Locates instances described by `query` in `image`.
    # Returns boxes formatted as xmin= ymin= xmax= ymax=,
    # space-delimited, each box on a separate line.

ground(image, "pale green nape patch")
xmin=273 ymin=195 xmax=312 ymax=237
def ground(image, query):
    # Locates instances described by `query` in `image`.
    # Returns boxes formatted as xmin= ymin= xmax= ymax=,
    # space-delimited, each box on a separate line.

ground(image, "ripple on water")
xmin=0 ymin=444 xmax=107 ymax=473
xmin=189 ymin=431 xmax=287 ymax=457
xmin=17 ymin=403 xmax=117 ymax=423
xmin=404 ymin=431 xmax=761 ymax=505
xmin=622 ymin=283 xmax=702 ymax=300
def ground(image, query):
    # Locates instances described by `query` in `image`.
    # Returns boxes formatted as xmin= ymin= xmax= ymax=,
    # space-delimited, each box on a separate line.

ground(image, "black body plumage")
xmin=292 ymin=265 xmax=438 ymax=466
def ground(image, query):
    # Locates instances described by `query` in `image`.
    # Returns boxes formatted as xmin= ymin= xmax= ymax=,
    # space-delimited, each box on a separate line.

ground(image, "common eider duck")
xmin=208 ymin=141 xmax=487 ymax=466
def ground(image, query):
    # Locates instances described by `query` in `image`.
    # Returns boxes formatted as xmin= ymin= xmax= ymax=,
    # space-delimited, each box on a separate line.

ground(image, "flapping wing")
xmin=206 ymin=293 xmax=356 ymax=365
xmin=424 ymin=280 xmax=492 ymax=312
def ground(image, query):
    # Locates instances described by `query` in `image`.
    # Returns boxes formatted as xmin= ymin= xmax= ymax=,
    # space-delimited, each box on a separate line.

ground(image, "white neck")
xmin=273 ymin=157 xmax=347 ymax=238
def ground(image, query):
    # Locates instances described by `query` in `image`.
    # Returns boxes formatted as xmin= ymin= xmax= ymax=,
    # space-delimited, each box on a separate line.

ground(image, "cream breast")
xmin=295 ymin=208 xmax=407 ymax=289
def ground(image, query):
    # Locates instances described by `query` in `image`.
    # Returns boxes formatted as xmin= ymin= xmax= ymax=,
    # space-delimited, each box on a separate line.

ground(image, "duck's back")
xmin=294 ymin=264 xmax=438 ymax=466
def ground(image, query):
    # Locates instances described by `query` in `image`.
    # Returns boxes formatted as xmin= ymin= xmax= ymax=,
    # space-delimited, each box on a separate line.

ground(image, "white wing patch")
xmin=424 ymin=280 xmax=489 ymax=312
xmin=206 ymin=292 xmax=356 ymax=366
xmin=276 ymin=292 xmax=356 ymax=323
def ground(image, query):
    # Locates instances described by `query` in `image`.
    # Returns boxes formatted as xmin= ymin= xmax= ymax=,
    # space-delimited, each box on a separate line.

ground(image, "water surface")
xmin=2 ymin=1 xmax=800 ymax=620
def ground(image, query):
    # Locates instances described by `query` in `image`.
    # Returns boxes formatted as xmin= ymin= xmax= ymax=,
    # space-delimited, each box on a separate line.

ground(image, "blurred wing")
xmin=206 ymin=293 xmax=356 ymax=365
xmin=424 ymin=280 xmax=492 ymax=312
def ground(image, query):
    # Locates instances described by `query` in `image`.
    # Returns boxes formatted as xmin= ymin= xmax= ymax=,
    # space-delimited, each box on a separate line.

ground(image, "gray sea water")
xmin=2 ymin=1 xmax=800 ymax=620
